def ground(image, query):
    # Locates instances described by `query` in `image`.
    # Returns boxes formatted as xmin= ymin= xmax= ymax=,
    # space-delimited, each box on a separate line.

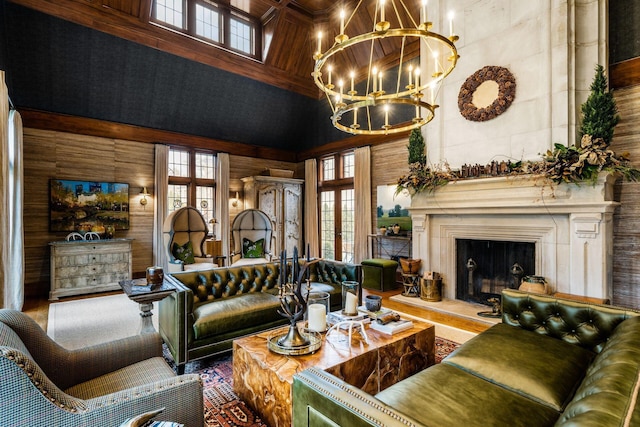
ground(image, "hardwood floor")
xmin=23 ymin=288 xmax=491 ymax=335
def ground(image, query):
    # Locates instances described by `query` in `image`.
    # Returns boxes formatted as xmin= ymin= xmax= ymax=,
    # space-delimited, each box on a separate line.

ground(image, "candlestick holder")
xmin=267 ymin=248 xmax=322 ymax=355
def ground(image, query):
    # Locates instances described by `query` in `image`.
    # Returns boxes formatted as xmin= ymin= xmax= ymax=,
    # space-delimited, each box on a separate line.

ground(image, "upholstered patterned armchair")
xmin=0 ymin=309 xmax=203 ymax=427
xmin=163 ymin=206 xmax=217 ymax=273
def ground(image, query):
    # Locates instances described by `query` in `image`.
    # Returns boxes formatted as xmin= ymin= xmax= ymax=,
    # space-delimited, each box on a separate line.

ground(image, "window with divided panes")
xmin=318 ymin=152 xmax=355 ymax=262
xmin=168 ymin=148 xmax=216 ymax=224
xmin=152 ymin=0 xmax=259 ymax=59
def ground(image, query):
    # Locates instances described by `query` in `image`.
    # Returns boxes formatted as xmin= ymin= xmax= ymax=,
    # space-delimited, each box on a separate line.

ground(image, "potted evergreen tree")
xmin=579 ymin=64 xmax=619 ymax=147
xmin=407 ymin=128 xmax=426 ymax=166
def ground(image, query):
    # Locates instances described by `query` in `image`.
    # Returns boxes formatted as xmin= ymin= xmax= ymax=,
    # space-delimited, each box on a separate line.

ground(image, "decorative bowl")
xmin=400 ymin=258 xmax=421 ymax=274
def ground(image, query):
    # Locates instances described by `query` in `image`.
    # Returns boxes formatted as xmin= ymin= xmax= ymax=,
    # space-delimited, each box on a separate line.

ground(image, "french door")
xmin=319 ymin=188 xmax=355 ymax=262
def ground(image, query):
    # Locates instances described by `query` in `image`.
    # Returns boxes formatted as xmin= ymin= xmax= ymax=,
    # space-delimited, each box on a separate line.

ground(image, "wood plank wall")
xmin=23 ymin=128 xmax=155 ymax=298
xmin=370 ymin=138 xmax=410 ymax=233
xmin=611 ymin=85 xmax=640 ymax=308
xmin=22 ymin=128 xmax=301 ymax=298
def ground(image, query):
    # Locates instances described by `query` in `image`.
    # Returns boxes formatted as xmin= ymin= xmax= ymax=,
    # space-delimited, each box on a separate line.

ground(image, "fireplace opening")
xmin=456 ymin=239 xmax=535 ymax=305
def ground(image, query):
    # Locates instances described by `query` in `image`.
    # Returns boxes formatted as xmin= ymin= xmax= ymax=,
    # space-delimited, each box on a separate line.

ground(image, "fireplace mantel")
xmin=408 ymin=173 xmax=619 ymax=301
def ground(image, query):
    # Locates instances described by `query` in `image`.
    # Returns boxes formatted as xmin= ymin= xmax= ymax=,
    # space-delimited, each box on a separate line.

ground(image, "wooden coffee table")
xmin=233 ymin=319 xmax=435 ymax=427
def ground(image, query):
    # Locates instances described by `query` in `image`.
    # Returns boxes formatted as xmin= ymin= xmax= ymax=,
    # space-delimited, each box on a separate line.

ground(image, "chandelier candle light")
xmin=312 ymin=0 xmax=460 ymax=135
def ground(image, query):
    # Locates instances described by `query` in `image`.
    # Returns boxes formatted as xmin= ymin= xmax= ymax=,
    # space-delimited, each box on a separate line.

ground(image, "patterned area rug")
xmin=165 ymin=336 xmax=460 ymax=427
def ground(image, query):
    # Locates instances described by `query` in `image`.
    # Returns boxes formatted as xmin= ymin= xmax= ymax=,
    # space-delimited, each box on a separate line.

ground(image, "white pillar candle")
xmin=422 ymin=0 xmax=428 ymax=23
xmin=345 ymin=292 xmax=358 ymax=314
xmin=308 ymin=304 xmax=326 ymax=331
xmin=384 ymin=104 xmax=389 ymax=127
xmin=372 ymin=67 xmax=378 ymax=92
xmin=317 ymin=31 xmax=322 ymax=55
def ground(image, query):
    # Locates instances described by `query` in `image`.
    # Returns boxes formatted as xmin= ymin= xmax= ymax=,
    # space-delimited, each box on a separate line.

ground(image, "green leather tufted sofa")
xmin=159 ymin=259 xmax=361 ymax=373
xmin=292 ymin=289 xmax=640 ymax=427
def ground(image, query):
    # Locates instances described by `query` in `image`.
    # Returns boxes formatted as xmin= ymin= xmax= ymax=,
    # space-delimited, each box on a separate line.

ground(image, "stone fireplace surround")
xmin=408 ymin=173 xmax=619 ymax=301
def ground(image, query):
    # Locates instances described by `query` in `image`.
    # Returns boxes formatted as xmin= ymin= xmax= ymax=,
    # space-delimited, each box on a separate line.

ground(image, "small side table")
xmin=401 ymin=273 xmax=420 ymax=297
xmin=119 ymin=279 xmax=175 ymax=334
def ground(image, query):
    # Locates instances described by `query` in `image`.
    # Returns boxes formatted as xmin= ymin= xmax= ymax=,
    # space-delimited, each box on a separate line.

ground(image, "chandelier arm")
xmin=323 ymin=89 xmax=337 ymax=115
xmin=344 ymin=0 xmax=364 ymax=32
xmin=391 ymin=0 xmax=405 ymax=28
xmin=396 ymin=35 xmax=407 ymax=95
xmin=365 ymin=103 xmax=373 ymax=131
xmin=366 ymin=28 xmax=376 ymax=96
xmin=398 ymin=0 xmax=420 ymax=28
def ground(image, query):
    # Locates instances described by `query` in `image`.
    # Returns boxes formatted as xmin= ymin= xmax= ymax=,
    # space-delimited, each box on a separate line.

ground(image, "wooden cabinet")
xmin=49 ymin=239 xmax=133 ymax=300
xmin=242 ymin=176 xmax=304 ymax=256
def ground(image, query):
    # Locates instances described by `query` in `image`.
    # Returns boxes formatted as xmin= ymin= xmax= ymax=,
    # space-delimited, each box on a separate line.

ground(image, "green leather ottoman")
xmin=362 ymin=258 xmax=398 ymax=291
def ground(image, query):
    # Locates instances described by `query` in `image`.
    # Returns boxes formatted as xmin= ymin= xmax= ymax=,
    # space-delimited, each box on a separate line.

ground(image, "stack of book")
xmin=369 ymin=318 xmax=414 ymax=335
xmin=357 ymin=305 xmax=392 ymax=320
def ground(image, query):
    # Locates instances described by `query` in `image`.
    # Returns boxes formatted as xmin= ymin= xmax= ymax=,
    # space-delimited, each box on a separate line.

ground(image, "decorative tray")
xmin=267 ymin=329 xmax=322 ymax=356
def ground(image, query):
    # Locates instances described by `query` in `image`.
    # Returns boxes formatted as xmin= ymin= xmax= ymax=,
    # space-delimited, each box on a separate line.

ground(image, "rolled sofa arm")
xmin=292 ymin=367 xmax=422 ymax=427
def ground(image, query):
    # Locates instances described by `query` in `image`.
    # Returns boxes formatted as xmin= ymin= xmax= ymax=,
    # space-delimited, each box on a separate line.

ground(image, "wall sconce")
xmin=140 ymin=187 xmax=151 ymax=207
xmin=231 ymin=191 xmax=240 ymax=208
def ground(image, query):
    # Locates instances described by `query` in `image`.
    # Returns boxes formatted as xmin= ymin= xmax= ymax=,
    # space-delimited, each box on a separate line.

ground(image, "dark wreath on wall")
xmin=458 ymin=66 xmax=516 ymax=122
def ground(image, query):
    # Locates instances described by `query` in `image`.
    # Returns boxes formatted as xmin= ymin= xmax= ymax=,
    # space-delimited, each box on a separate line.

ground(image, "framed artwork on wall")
xmin=49 ymin=179 xmax=130 ymax=233
xmin=376 ymin=185 xmax=412 ymax=234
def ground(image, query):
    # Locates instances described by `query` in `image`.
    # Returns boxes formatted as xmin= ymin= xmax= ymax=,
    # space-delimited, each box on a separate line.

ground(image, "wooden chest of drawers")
xmin=49 ymin=239 xmax=133 ymax=300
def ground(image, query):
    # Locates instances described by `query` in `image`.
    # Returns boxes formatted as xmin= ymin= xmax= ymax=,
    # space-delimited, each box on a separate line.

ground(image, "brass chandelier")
xmin=312 ymin=0 xmax=460 ymax=135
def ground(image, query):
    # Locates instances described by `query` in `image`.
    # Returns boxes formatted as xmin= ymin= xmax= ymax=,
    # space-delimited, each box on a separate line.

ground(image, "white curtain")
xmin=215 ymin=153 xmax=230 ymax=259
xmin=354 ymin=146 xmax=372 ymax=264
xmin=304 ymin=158 xmax=319 ymax=258
xmin=153 ymin=144 xmax=169 ymax=269
xmin=1 ymin=71 xmax=24 ymax=310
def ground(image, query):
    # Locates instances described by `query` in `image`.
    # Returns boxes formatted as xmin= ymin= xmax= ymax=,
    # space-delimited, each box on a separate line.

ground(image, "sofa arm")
xmin=292 ymin=367 xmax=423 ymax=427
xmin=159 ymin=277 xmax=191 ymax=369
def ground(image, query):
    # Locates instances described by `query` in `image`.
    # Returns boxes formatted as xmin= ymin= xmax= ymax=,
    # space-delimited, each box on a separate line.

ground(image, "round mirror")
xmin=458 ymin=66 xmax=516 ymax=122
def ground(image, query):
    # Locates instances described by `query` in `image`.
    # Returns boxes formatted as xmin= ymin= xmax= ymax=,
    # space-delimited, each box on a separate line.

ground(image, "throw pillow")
xmin=172 ymin=241 xmax=196 ymax=264
xmin=242 ymin=238 xmax=265 ymax=258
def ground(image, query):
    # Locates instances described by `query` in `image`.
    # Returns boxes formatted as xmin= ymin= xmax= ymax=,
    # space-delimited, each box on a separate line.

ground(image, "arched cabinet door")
xmin=242 ymin=176 xmax=304 ymax=256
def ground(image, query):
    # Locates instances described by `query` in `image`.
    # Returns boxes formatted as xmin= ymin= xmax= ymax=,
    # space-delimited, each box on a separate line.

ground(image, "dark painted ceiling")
xmin=2 ymin=2 xmax=345 ymax=151
xmin=0 ymin=0 xmax=425 ymax=152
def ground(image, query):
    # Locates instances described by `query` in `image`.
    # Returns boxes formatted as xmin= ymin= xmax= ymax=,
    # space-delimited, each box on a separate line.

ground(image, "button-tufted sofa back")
xmin=501 ymin=289 xmax=640 ymax=353
xmin=170 ymin=263 xmax=281 ymax=305
xmin=168 ymin=259 xmax=361 ymax=307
